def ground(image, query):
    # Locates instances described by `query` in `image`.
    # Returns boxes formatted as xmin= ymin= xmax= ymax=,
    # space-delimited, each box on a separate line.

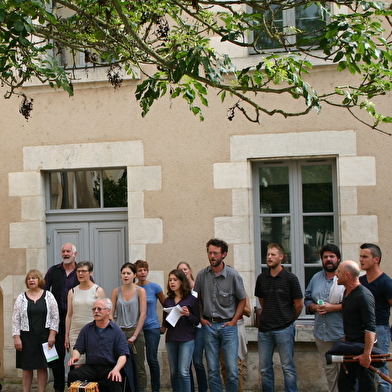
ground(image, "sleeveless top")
xmin=69 ymin=283 xmax=99 ymax=344
xmin=115 ymin=286 xmax=141 ymax=328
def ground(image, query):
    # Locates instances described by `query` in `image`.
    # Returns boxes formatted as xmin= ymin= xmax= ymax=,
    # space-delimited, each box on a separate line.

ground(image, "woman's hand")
xmin=181 ymin=306 xmax=190 ymax=316
xmin=14 ymin=336 xmax=22 ymax=351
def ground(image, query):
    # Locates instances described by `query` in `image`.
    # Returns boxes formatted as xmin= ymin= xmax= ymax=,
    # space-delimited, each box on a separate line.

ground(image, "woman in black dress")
xmin=12 ymin=269 xmax=59 ymax=392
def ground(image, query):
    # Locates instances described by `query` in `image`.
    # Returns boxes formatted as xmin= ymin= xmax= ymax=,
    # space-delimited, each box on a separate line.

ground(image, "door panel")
xmin=47 ymin=221 xmax=128 ymax=296
xmin=47 ymin=223 xmax=89 ymax=267
xmin=90 ymin=222 xmax=127 ymax=295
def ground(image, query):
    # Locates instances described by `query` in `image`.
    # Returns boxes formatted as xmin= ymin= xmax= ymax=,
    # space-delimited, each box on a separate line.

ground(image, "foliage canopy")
xmin=1 ymin=0 xmax=392 ymax=133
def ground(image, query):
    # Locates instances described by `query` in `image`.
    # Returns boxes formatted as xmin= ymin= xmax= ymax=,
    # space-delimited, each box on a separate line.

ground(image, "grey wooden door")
xmin=47 ymin=220 xmax=128 ymax=296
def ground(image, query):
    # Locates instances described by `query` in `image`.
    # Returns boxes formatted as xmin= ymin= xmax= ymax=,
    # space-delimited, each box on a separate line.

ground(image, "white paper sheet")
xmin=42 ymin=342 xmax=59 ymax=362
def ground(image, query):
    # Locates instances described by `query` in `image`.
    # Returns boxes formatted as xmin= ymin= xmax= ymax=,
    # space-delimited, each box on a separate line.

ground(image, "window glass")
xmin=254 ymin=159 xmax=337 ymax=292
xmin=253 ymin=3 xmax=327 ymax=50
xmin=49 ymin=169 xmax=127 ymax=210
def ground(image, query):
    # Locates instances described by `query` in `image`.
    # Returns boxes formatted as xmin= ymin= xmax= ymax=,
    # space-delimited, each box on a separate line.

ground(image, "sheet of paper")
xmin=42 ymin=342 xmax=59 ymax=362
xmin=164 ymin=304 xmax=183 ymax=327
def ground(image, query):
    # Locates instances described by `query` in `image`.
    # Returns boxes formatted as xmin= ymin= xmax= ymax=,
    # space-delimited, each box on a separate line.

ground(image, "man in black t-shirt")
xmin=336 ymin=260 xmax=376 ymax=392
xmin=254 ymin=243 xmax=303 ymax=392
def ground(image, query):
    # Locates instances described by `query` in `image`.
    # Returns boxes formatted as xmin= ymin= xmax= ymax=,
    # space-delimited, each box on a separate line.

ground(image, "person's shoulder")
xmin=380 ymin=272 xmax=392 ymax=284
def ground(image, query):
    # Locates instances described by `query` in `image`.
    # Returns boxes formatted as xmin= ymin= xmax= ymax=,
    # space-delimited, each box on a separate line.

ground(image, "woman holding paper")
xmin=163 ymin=269 xmax=199 ymax=392
xmin=12 ymin=269 xmax=59 ymax=392
xmin=177 ymin=262 xmax=208 ymax=392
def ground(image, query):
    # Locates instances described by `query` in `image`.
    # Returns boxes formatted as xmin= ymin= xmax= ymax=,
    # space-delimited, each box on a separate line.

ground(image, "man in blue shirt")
xmin=359 ymin=243 xmax=392 ymax=392
xmin=68 ymin=298 xmax=130 ymax=392
xmin=305 ymin=244 xmax=344 ymax=392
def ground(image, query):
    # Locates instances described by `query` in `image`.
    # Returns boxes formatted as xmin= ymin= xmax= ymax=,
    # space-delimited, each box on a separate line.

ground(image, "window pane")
xmin=259 ymin=166 xmax=290 ymax=213
xmin=254 ymin=5 xmax=284 ymax=50
xmin=295 ymin=4 xmax=326 ymax=47
xmin=303 ymin=215 xmax=334 ymax=286
xmin=50 ymin=171 xmax=75 ymax=209
xmin=76 ymin=171 xmax=100 ymax=209
xmin=260 ymin=216 xmax=291 ymax=264
xmin=302 ymin=164 xmax=333 ymax=212
xmin=101 ymin=169 xmax=127 ymax=208
xmin=48 ymin=169 xmax=127 ymax=210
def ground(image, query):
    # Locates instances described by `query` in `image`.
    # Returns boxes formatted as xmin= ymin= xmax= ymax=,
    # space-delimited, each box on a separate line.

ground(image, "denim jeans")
xmin=375 ymin=325 xmax=391 ymax=392
xmin=258 ymin=323 xmax=298 ymax=392
xmin=143 ymin=328 xmax=161 ymax=392
xmin=204 ymin=322 xmax=239 ymax=392
xmin=166 ymin=340 xmax=195 ymax=392
xmin=191 ymin=326 xmax=208 ymax=392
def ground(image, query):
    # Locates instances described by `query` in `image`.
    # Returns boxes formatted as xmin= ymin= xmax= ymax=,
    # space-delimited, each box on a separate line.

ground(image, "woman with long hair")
xmin=163 ymin=269 xmax=199 ymax=392
xmin=12 ymin=269 xmax=59 ymax=392
xmin=111 ymin=262 xmax=147 ymax=392
xmin=177 ymin=262 xmax=207 ymax=392
xmin=65 ymin=261 xmax=105 ymax=367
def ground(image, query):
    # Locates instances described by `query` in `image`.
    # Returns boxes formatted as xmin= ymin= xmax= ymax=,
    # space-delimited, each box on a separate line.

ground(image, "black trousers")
xmin=51 ymin=311 xmax=66 ymax=391
xmin=338 ymin=362 xmax=376 ymax=392
xmin=68 ymin=364 xmax=123 ymax=392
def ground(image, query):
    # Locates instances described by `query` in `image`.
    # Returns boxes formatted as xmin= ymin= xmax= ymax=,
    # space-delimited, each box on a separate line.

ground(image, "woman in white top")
xmin=65 ymin=261 xmax=105 ymax=367
xmin=111 ymin=262 xmax=147 ymax=391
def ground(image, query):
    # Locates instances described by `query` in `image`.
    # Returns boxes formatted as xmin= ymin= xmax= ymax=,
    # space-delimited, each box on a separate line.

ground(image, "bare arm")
xmin=157 ymin=290 xmax=166 ymax=306
xmin=110 ymin=287 xmax=118 ymax=321
xmin=293 ymin=298 xmax=304 ymax=320
xmin=64 ymin=289 xmax=73 ymax=351
xmin=224 ymin=297 xmax=246 ymax=327
xmin=128 ymin=287 xmax=147 ymax=344
xmin=242 ymin=295 xmax=251 ymax=318
xmin=107 ymin=355 xmax=127 ymax=382
xmin=354 ymin=331 xmax=376 ymax=368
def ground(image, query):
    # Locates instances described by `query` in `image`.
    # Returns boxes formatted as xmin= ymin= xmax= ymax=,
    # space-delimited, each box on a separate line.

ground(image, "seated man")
xmin=68 ymin=297 xmax=130 ymax=392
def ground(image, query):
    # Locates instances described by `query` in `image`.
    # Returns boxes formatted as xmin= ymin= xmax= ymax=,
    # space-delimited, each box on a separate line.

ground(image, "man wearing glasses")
xmin=194 ymin=238 xmax=246 ymax=392
xmin=68 ymin=298 xmax=130 ymax=392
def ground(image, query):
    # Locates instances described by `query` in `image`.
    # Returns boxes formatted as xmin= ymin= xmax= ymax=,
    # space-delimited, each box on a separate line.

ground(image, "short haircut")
xmin=206 ymin=238 xmax=228 ymax=254
xmin=76 ymin=261 xmax=94 ymax=272
xmin=25 ymin=269 xmax=45 ymax=288
xmin=267 ymin=243 xmax=285 ymax=255
xmin=166 ymin=269 xmax=192 ymax=299
xmin=344 ymin=262 xmax=360 ymax=279
xmin=134 ymin=259 xmax=149 ymax=271
xmin=62 ymin=243 xmax=77 ymax=253
xmin=360 ymin=243 xmax=382 ymax=262
xmin=320 ymin=244 xmax=341 ymax=260
xmin=95 ymin=297 xmax=112 ymax=310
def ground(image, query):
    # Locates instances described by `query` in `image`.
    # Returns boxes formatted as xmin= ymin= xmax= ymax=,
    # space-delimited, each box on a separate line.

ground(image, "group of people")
xmin=305 ymin=242 xmax=392 ymax=392
xmin=11 ymin=239 xmax=392 ymax=392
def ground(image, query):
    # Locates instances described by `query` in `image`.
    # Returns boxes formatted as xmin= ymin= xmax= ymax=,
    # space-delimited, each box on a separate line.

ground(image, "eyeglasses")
xmin=77 ymin=270 xmax=90 ymax=274
xmin=92 ymin=307 xmax=109 ymax=312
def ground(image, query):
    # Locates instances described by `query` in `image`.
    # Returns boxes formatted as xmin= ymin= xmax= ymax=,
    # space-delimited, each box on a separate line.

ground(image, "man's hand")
xmin=200 ymin=317 xmax=211 ymax=327
xmin=353 ymin=353 xmax=372 ymax=368
xmin=67 ymin=357 xmax=79 ymax=367
xmin=107 ymin=368 xmax=122 ymax=383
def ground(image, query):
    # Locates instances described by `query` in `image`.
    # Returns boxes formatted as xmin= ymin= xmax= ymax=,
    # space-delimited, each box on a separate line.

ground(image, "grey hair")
xmin=95 ymin=297 xmax=112 ymax=310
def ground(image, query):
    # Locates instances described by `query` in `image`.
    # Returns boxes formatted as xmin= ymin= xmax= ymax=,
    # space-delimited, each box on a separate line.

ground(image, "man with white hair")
xmin=44 ymin=243 xmax=80 ymax=392
xmin=68 ymin=298 xmax=130 ymax=392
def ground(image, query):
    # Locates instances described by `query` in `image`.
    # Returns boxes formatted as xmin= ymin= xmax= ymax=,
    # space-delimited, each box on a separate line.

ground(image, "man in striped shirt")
xmin=254 ymin=243 xmax=303 ymax=392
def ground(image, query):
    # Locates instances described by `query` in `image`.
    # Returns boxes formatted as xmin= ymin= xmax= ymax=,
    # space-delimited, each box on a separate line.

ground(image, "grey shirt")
xmin=194 ymin=263 xmax=246 ymax=319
